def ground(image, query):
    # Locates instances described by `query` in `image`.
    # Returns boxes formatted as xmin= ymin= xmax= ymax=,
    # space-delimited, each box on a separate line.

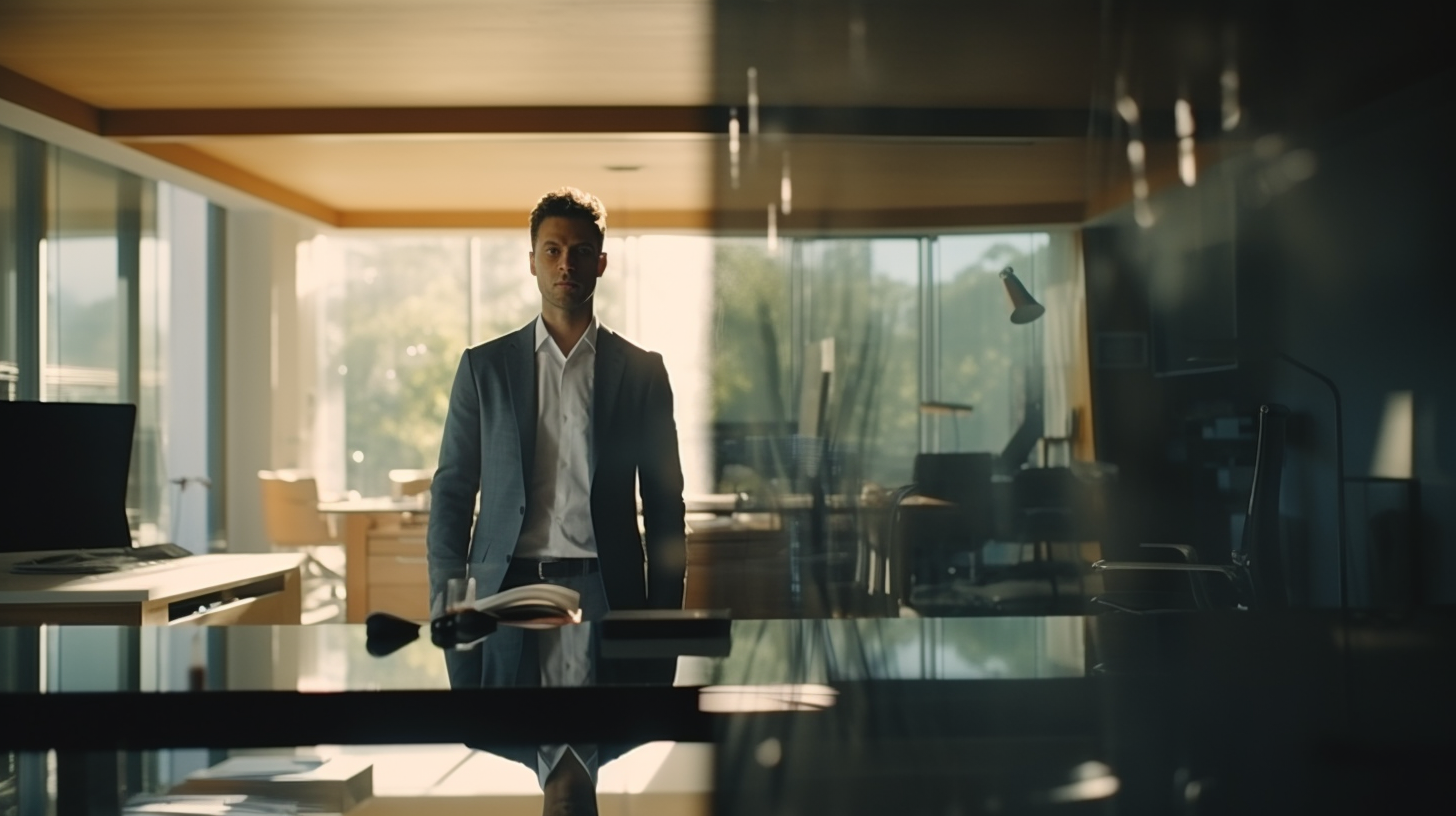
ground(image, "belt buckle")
xmin=537 ymin=560 xmax=547 ymax=581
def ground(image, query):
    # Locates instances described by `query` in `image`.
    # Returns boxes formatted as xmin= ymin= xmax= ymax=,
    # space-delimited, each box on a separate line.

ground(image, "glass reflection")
xmin=305 ymin=228 xmax=1092 ymax=621
xmin=0 ymin=126 xmax=17 ymax=401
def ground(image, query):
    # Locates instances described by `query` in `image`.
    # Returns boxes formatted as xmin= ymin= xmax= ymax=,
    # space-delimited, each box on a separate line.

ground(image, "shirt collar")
xmin=534 ymin=314 xmax=600 ymax=356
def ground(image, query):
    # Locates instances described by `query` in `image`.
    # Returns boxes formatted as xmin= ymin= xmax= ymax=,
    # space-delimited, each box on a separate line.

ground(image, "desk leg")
xmin=343 ymin=515 xmax=372 ymax=623
xmin=56 ymin=751 xmax=128 ymax=816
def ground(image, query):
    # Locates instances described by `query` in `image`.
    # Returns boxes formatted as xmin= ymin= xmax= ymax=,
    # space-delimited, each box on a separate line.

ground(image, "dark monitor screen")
xmin=0 ymin=401 xmax=136 ymax=554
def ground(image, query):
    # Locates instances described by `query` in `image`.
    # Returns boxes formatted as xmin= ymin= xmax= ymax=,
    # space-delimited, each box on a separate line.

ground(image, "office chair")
xmin=257 ymin=470 xmax=348 ymax=615
xmin=1090 ymin=404 xmax=1290 ymax=612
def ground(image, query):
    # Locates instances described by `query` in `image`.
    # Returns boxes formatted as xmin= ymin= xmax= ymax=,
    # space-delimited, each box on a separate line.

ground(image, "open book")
xmin=461 ymin=581 xmax=583 ymax=630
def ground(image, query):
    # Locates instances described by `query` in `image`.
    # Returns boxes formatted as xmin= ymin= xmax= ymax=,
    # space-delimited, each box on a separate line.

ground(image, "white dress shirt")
xmin=515 ymin=314 xmax=598 ymax=560
xmin=513 ymin=316 xmax=603 ymax=787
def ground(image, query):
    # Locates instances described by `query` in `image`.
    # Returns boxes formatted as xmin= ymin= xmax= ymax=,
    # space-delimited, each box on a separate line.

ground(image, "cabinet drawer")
xmin=367 ymin=533 xmax=427 ymax=555
xmin=368 ymin=555 xmax=429 ymax=585
xmin=369 ymin=584 xmax=430 ymax=621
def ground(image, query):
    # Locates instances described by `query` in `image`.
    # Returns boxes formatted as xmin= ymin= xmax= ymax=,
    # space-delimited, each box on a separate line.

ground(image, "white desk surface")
xmin=318 ymin=496 xmax=427 ymax=514
xmin=0 ymin=552 xmax=305 ymax=605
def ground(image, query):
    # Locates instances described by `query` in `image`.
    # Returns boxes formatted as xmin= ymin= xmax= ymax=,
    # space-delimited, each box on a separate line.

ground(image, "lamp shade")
xmin=1000 ymin=267 xmax=1045 ymax=324
xmin=919 ymin=400 xmax=975 ymax=416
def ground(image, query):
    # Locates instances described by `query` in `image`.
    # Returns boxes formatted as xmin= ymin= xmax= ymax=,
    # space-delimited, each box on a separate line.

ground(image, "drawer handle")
xmin=169 ymin=595 xmax=261 ymax=624
xmin=393 ymin=556 xmax=428 ymax=565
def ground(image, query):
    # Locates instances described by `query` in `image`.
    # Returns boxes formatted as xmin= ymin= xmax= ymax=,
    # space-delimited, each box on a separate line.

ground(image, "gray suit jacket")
xmin=426 ymin=321 xmax=687 ymax=685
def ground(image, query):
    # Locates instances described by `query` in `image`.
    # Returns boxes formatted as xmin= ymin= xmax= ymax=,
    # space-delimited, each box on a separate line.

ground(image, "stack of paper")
xmin=169 ymin=756 xmax=372 ymax=813
xmin=124 ymin=794 xmax=297 ymax=815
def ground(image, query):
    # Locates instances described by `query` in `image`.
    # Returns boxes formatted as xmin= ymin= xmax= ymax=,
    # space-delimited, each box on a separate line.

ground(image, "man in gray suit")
xmin=427 ymin=187 xmax=686 ymax=813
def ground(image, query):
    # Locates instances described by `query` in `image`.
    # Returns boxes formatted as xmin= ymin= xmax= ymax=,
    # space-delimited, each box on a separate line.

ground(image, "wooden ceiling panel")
xmin=0 ymin=0 xmax=713 ymax=108
xmin=711 ymin=1 xmax=1105 ymax=109
xmin=118 ymin=134 xmax=1087 ymax=228
xmin=719 ymin=138 xmax=1088 ymax=212
xmin=0 ymin=1 xmax=1106 ymax=227
xmin=145 ymin=134 xmax=717 ymax=214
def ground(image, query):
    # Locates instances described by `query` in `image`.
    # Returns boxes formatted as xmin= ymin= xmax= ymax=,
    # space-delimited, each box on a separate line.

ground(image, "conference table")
xmin=4 ymin=608 xmax=1454 ymax=814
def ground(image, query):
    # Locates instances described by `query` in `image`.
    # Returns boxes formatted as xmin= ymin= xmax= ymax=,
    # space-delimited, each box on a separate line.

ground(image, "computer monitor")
xmin=0 ymin=401 xmax=136 ymax=554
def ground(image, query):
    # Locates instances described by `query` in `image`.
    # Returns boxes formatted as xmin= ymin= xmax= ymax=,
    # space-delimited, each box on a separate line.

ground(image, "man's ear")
xmin=597 ymin=252 xmax=608 ymax=278
xmin=528 ymin=252 xmax=537 ymax=277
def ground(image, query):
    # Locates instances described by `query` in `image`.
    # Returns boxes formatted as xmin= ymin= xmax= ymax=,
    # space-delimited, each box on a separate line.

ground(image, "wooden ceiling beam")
xmin=335 ymin=203 xmax=1085 ymax=232
xmin=0 ymin=64 xmax=100 ymax=133
xmin=100 ymin=105 xmax=1104 ymax=140
xmin=123 ymin=141 xmax=340 ymax=226
xmin=104 ymin=106 xmax=718 ymax=138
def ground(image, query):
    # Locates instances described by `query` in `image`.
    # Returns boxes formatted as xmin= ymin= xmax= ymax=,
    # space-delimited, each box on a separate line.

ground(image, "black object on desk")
xmin=0 ymin=401 xmax=136 ymax=555
xmin=10 ymin=543 xmax=193 ymax=575
xmin=600 ymin=608 xmax=732 ymax=658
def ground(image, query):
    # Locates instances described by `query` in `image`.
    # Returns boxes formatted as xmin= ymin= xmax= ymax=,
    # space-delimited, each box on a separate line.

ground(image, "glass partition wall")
xmin=0 ymin=127 xmax=29 ymax=402
xmin=300 ymin=226 xmax=1085 ymax=618
xmin=0 ymin=123 xmax=221 ymax=549
xmin=305 ymin=230 xmax=1077 ymax=490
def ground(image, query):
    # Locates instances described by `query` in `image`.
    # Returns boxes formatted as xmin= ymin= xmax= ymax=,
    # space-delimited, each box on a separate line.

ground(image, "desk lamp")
xmin=1000 ymin=267 xmax=1045 ymax=324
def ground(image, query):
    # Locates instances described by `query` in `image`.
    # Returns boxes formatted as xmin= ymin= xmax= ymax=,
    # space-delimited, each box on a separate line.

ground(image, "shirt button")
xmin=519 ymin=506 xmax=525 ymax=515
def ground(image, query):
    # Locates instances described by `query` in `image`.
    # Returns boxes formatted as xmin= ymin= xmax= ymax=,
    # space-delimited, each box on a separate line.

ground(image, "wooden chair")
xmin=257 ymin=470 xmax=347 ymax=607
xmin=387 ymin=467 xmax=435 ymax=500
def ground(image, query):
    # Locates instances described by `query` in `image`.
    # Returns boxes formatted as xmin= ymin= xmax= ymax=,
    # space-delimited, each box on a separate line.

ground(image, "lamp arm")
xmin=1274 ymin=351 xmax=1347 ymax=610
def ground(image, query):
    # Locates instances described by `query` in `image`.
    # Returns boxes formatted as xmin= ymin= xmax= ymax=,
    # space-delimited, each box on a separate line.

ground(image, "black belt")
xmin=506 ymin=557 xmax=600 ymax=580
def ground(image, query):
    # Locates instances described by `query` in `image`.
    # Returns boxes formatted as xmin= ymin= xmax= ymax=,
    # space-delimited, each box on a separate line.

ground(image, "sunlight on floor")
xmin=290 ymin=742 xmax=713 ymax=814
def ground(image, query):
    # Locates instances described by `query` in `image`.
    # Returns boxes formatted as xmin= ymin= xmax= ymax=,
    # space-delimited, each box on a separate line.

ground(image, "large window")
xmin=305 ymin=229 xmax=1080 ymax=505
xmin=302 ymin=233 xmax=717 ymax=499
xmin=315 ymin=236 xmax=473 ymax=499
xmin=929 ymin=233 xmax=1076 ymax=459
xmin=45 ymin=149 xmax=128 ymax=403
xmin=710 ymin=237 xmax=921 ymax=491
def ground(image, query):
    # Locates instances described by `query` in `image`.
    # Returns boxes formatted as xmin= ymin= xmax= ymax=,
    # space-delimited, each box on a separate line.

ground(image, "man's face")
xmin=530 ymin=216 xmax=606 ymax=313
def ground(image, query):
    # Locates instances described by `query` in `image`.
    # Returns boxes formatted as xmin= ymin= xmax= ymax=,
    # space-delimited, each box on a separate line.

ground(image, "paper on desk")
xmin=124 ymin=794 xmax=298 ymax=815
xmin=186 ymin=756 xmax=326 ymax=780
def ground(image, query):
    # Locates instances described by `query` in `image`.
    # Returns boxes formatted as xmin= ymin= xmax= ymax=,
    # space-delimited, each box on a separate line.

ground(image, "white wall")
xmin=223 ymin=209 xmax=315 ymax=553
xmin=163 ymin=184 xmax=213 ymax=552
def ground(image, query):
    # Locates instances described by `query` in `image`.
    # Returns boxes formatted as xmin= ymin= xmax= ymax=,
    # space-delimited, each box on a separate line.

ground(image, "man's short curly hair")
xmin=529 ymin=187 xmax=607 ymax=248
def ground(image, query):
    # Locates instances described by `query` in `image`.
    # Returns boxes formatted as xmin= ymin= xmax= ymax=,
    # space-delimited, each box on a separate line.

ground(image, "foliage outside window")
xmin=306 ymin=230 xmax=1077 ymax=505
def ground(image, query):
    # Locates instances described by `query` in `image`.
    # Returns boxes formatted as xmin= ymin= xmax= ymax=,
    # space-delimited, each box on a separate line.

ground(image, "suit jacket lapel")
xmin=594 ymin=327 xmax=625 ymax=479
xmin=505 ymin=322 xmax=536 ymax=483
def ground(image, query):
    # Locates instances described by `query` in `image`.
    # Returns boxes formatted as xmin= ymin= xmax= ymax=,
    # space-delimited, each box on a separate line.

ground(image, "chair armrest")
xmin=1139 ymin=543 xmax=1199 ymax=562
xmin=1091 ymin=596 xmax=1150 ymax=615
xmin=1091 ymin=560 xmax=1237 ymax=578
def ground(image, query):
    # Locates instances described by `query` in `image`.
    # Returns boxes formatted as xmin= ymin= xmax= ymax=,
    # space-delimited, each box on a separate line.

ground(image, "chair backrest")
xmin=258 ymin=470 xmax=334 ymax=546
xmin=912 ymin=452 xmax=996 ymax=540
xmin=388 ymin=467 xmax=435 ymax=498
xmin=1238 ymin=404 xmax=1290 ymax=608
